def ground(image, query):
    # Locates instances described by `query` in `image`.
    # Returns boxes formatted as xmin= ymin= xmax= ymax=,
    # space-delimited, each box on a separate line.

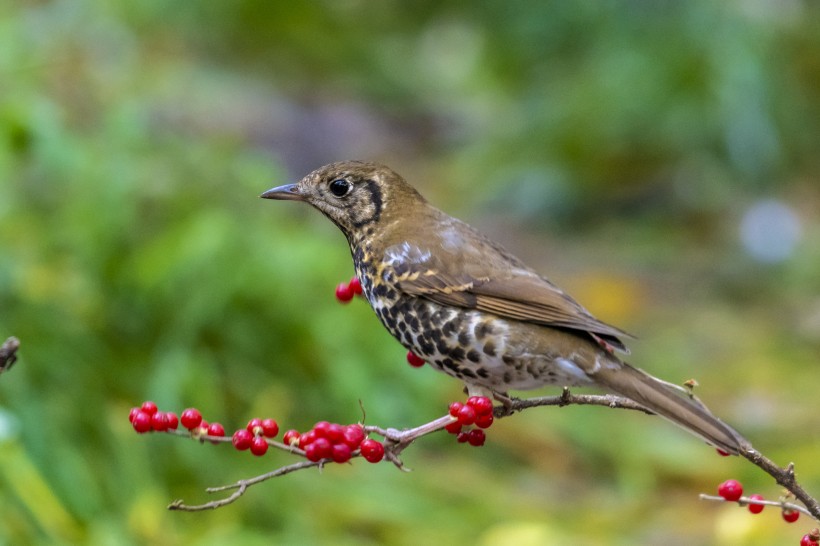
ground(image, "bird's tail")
xmin=595 ymin=361 xmax=750 ymax=455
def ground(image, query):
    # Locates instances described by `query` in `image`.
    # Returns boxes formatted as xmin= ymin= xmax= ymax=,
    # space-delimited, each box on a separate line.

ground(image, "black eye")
xmin=329 ymin=179 xmax=351 ymax=197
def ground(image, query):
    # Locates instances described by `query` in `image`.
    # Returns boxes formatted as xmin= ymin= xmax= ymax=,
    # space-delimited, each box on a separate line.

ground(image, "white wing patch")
xmin=384 ymin=242 xmax=432 ymax=266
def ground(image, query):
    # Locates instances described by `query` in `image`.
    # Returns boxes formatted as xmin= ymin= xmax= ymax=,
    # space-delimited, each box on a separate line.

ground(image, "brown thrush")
xmin=261 ymin=160 xmax=748 ymax=454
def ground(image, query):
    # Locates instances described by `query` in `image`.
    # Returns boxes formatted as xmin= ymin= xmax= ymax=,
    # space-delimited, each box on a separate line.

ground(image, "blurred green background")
xmin=1 ymin=1 xmax=819 ymax=544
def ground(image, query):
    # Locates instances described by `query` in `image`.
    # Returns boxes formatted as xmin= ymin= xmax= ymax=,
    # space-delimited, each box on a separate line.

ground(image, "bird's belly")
xmin=370 ymin=295 xmax=594 ymax=391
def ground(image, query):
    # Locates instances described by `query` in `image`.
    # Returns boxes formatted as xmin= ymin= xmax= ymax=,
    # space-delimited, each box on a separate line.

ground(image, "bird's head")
xmin=261 ymin=161 xmax=424 ymax=239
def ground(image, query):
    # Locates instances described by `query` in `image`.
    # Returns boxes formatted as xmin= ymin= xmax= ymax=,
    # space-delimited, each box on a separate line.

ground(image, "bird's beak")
xmin=260 ymin=183 xmax=303 ymax=201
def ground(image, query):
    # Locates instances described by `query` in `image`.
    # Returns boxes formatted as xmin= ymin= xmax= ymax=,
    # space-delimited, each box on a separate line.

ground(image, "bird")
xmin=261 ymin=160 xmax=749 ymax=455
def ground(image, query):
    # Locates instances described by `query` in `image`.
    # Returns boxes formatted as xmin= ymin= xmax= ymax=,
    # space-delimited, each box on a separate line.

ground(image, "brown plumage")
xmin=261 ymin=160 xmax=749 ymax=454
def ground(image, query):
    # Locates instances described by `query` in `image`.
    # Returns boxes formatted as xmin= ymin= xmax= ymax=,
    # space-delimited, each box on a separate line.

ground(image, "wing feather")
xmin=384 ymin=242 xmax=632 ymax=353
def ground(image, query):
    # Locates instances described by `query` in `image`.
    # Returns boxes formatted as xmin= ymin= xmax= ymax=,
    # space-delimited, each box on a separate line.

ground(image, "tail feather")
xmin=595 ymin=361 xmax=750 ymax=455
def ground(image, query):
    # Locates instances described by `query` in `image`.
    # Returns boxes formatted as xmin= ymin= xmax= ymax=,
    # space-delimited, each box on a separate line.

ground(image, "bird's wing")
xmin=382 ymin=239 xmax=632 ymax=353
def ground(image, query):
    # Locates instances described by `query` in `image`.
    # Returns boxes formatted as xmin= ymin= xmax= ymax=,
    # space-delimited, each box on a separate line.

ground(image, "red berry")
xmin=246 ymin=418 xmax=263 ymax=435
xmin=475 ymin=412 xmax=494 ymax=429
xmin=312 ymin=437 xmax=333 ymax=460
xmin=747 ymin=494 xmax=765 ymax=514
xmin=208 ymin=422 xmax=225 ymax=440
xmin=232 ymin=429 xmax=253 ymax=450
xmin=151 ymin=412 xmax=168 ymax=432
xmin=448 ymin=402 xmax=464 ymax=417
xmin=343 ymin=424 xmax=365 ymax=448
xmin=335 ymin=283 xmax=354 ymax=303
xmin=141 ymin=401 xmax=158 ymax=415
xmin=283 ymin=429 xmax=301 ymax=447
xmin=782 ymin=508 xmax=800 ymax=523
xmin=360 ymin=439 xmax=385 ymax=463
xmin=716 ymin=448 xmax=730 ymax=457
xmin=444 ymin=420 xmax=463 ymax=434
xmin=131 ymin=410 xmax=152 ymax=433
xmin=717 ymin=479 xmax=743 ymax=502
xmin=800 ymin=533 xmax=818 ymax=546
xmin=128 ymin=407 xmax=140 ymax=424
xmin=250 ymin=436 xmax=269 ymax=456
xmin=261 ymin=418 xmax=279 ymax=438
xmin=332 ymin=443 xmax=352 ymax=463
xmin=467 ymin=429 xmax=486 ymax=446
xmin=456 ymin=405 xmax=476 ymax=426
xmin=467 ymin=396 xmax=493 ymax=416
xmin=456 ymin=431 xmax=469 ymax=443
xmin=180 ymin=408 xmax=202 ymax=430
xmin=299 ymin=430 xmax=317 ymax=448
xmin=406 ymin=351 xmax=426 ymax=368
xmin=165 ymin=411 xmax=178 ymax=430
xmin=304 ymin=443 xmax=322 ymax=462
xmin=313 ymin=421 xmax=332 ymax=438
xmin=349 ymin=276 xmax=363 ymax=295
xmin=325 ymin=423 xmax=345 ymax=443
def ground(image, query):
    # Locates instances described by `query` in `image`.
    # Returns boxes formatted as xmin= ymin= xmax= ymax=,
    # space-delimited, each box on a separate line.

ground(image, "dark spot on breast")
xmin=439 ymin=358 xmax=458 ymax=372
xmin=466 ymin=349 xmax=480 ymax=362
xmin=449 ymin=347 xmax=465 ymax=361
xmin=373 ymin=284 xmax=387 ymax=297
xmin=436 ymin=340 xmax=450 ymax=354
xmin=476 ymin=367 xmax=489 ymax=378
xmin=419 ymin=341 xmax=435 ymax=355
xmin=407 ymin=317 xmax=420 ymax=332
xmin=457 ymin=332 xmax=470 ymax=346
xmin=474 ymin=321 xmax=492 ymax=340
xmin=503 ymin=371 xmax=512 ymax=383
xmin=482 ymin=341 xmax=496 ymax=357
xmin=461 ymin=368 xmax=476 ymax=379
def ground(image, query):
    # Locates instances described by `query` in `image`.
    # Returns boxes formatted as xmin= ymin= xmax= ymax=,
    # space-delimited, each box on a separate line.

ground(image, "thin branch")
xmin=160 ymin=388 xmax=818 ymax=522
xmin=168 ymin=460 xmax=321 ymax=511
xmin=498 ymin=388 xmax=654 ymax=415
xmin=738 ymin=452 xmax=820 ymax=520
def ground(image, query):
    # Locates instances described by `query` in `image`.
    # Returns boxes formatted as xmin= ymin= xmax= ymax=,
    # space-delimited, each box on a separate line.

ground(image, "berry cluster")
xmin=284 ymin=421 xmax=384 ymax=464
xmin=335 ymin=276 xmax=363 ymax=303
xmin=129 ymin=401 xmax=178 ymax=433
xmin=717 ymin=479 xmax=805 ymax=523
xmin=444 ymin=396 xmax=494 ymax=446
xmin=130 ymin=402 xmax=385 ymax=463
xmin=232 ymin=417 xmax=280 ymax=456
xmin=177 ymin=407 xmax=226 ymax=441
